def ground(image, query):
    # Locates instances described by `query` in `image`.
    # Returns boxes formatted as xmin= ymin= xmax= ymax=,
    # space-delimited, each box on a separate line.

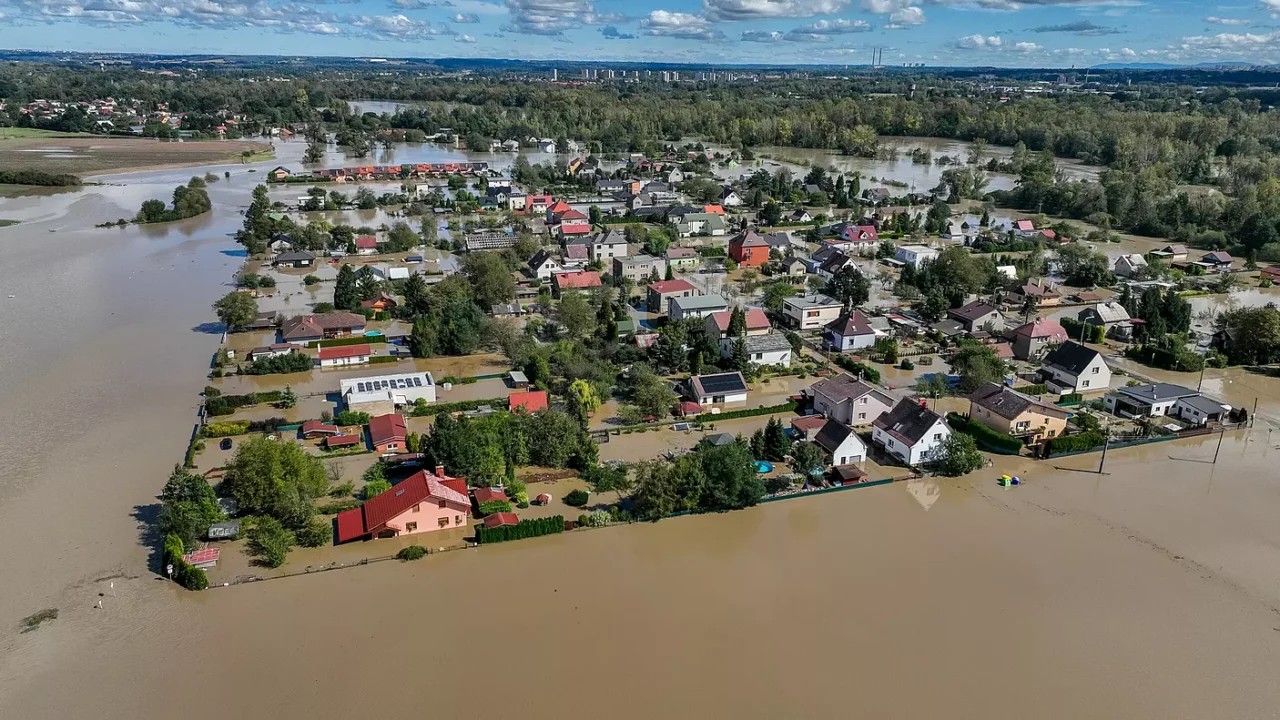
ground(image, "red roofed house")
xmin=729 ymin=230 xmax=770 ymax=267
xmin=360 ymin=292 xmax=397 ymax=313
xmin=1015 ymin=219 xmax=1036 ymax=234
xmin=368 ymin=413 xmax=407 ymax=453
xmin=526 ymin=195 xmax=553 ymax=213
xmin=557 ymin=215 xmax=592 ymax=239
xmin=704 ymin=204 xmax=725 ymax=215
xmin=552 ymin=270 xmax=602 ymax=297
xmin=844 ymin=225 xmax=879 ymax=244
xmin=325 ymin=434 xmax=361 ymax=449
xmin=1010 ymin=318 xmax=1068 ymax=361
xmin=546 ymin=200 xmax=573 ymax=219
xmin=704 ymin=307 xmax=771 ymax=339
xmin=335 ymin=467 xmax=471 ymax=543
xmin=354 ymin=236 xmax=378 ymax=255
xmin=301 ymin=420 xmax=339 ymax=438
xmin=317 ymin=343 xmax=372 ymax=368
xmin=646 ymin=278 xmax=698 ymax=313
xmin=482 ymin=512 xmax=519 ymax=528
xmin=509 ymin=390 xmax=549 ymax=414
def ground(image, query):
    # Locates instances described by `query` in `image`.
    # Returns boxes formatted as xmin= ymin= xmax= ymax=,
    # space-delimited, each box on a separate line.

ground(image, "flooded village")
xmin=4 ymin=95 xmax=1280 ymax=719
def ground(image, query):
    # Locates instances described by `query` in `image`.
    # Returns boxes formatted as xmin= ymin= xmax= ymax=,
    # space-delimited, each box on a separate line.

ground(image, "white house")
xmin=1113 ymin=253 xmax=1148 ymax=278
xmin=810 ymin=374 xmax=895 ymax=426
xmin=1040 ymin=341 xmax=1111 ymax=393
xmin=317 ymin=344 xmax=372 ymax=368
xmin=783 ymin=294 xmax=843 ymax=330
xmin=669 ymin=293 xmax=729 ymax=321
xmin=686 ymin=372 xmax=749 ymax=406
xmin=824 ymin=311 xmax=877 ymax=352
xmin=528 ymin=250 xmax=562 ymax=280
xmin=872 ymin=399 xmax=950 ymax=466
xmin=721 ymin=188 xmax=743 ymax=207
xmin=721 ymin=333 xmax=793 ymax=368
xmin=1103 ymin=383 xmax=1200 ymax=418
xmin=1172 ymin=395 xmax=1230 ymax=426
xmin=814 ymin=420 xmax=868 ymax=466
xmin=895 ymin=244 xmax=939 ymax=268
xmin=340 ymin=371 xmax=437 ymax=413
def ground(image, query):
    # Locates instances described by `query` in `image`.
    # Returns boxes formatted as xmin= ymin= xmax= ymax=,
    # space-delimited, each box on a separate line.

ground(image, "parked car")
xmin=220 ymin=438 xmax=233 ymax=451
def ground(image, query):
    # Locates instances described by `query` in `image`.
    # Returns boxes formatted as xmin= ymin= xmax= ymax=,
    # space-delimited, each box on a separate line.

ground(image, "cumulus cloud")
xmin=862 ymin=0 xmax=907 ymax=11
xmin=1204 ymin=17 xmax=1250 ymax=26
xmin=642 ymin=9 xmax=724 ymax=39
xmin=1030 ymin=20 xmax=1119 ymax=35
xmin=352 ymin=13 xmax=452 ymax=38
xmin=1012 ymin=41 xmax=1038 ymax=51
xmin=955 ymin=34 xmax=1001 ymax=49
xmin=887 ymin=5 xmax=924 ymax=25
xmin=793 ymin=17 xmax=870 ymax=33
xmin=392 ymin=0 xmax=453 ymax=7
xmin=455 ymin=32 xmax=476 ymax=40
xmin=3 ymin=0 xmax=356 ymax=32
xmin=702 ymin=0 xmax=849 ymax=21
xmin=741 ymin=28 xmax=784 ymax=41
xmin=452 ymin=12 xmax=478 ymax=20
xmin=502 ymin=0 xmax=600 ymax=35
xmin=600 ymin=24 xmax=634 ymax=38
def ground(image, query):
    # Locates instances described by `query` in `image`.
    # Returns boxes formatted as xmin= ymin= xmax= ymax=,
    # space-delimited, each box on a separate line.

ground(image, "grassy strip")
xmin=945 ymin=413 xmax=1023 ymax=454
xmin=833 ymin=355 xmax=881 ymax=384
xmin=695 ymin=401 xmax=796 ymax=423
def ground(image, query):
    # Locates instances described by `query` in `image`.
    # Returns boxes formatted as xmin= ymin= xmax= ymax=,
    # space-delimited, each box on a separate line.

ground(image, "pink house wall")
xmin=381 ymin=499 xmax=469 ymax=537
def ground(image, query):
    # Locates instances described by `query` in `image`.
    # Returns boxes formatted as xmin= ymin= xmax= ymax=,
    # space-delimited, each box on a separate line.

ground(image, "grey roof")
xmin=1116 ymin=383 xmax=1200 ymax=403
xmin=273 ymin=250 xmax=315 ymax=263
xmin=931 ymin=319 xmax=965 ymax=337
xmin=671 ymin=293 xmax=728 ymax=311
xmin=1080 ymin=301 xmax=1130 ymax=325
xmin=1176 ymin=395 xmax=1228 ymax=415
xmin=744 ymin=333 xmax=793 ymax=354
xmin=705 ymin=432 xmax=737 ymax=446
xmin=969 ymin=383 xmax=1067 ymax=421
xmin=508 ymin=370 xmax=528 ymax=383
xmin=810 ymin=374 xmax=891 ymax=406
xmin=786 ymin=294 xmax=840 ymax=310
xmin=1042 ymin=342 xmax=1102 ymax=375
xmin=950 ymin=300 xmax=999 ymax=323
xmin=814 ymin=420 xmax=854 ymax=453
xmin=873 ymin=398 xmax=944 ymax=445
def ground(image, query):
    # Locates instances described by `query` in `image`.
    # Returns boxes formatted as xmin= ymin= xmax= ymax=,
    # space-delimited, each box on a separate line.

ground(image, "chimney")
xmin=435 ymin=464 xmax=446 ymax=477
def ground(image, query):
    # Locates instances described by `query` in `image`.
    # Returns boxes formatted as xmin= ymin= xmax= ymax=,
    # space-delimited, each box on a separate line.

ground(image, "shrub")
xmin=564 ymin=489 xmax=591 ymax=507
xmin=946 ymin=413 xmax=1023 ymax=453
xmin=204 ymin=385 xmax=222 ymax=398
xmin=317 ymin=499 xmax=360 ymax=515
xmin=1045 ymin=431 xmax=1106 ymax=455
xmin=477 ymin=499 xmax=513 ymax=516
xmin=368 ymin=355 xmax=398 ymax=365
xmin=247 ymin=516 xmax=294 ymax=568
xmin=335 ymin=410 xmax=371 ymax=426
xmin=202 ymin=420 xmax=251 ymax=438
xmin=833 ymin=355 xmax=881 ymax=383
xmin=899 ymin=359 xmax=915 ymax=370
xmin=162 ymin=533 xmax=209 ymax=590
xmin=362 ymin=479 xmax=392 ymax=500
xmin=1061 ymin=317 xmax=1104 ymax=343
xmin=310 ymin=335 xmax=388 ymax=348
xmin=475 ymin=515 xmax=565 ymax=544
xmin=694 ymin=401 xmax=796 ymax=423
xmin=580 ymin=510 xmax=612 ymax=527
xmin=1059 ymin=393 xmax=1083 ymax=404
xmin=328 ymin=481 xmax=356 ymax=498
xmin=303 ymin=274 xmax=320 ymax=285
xmin=397 ymin=545 xmax=428 ymax=561
xmin=1018 ymin=383 xmax=1048 ymax=396
xmin=409 ymin=396 xmax=507 ymax=417
xmin=242 ymin=351 xmax=313 ymax=376
xmin=295 ymin=518 xmax=333 ymax=548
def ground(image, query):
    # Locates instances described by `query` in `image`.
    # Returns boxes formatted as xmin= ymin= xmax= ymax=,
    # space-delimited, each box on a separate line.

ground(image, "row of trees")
xmin=135 ymin=177 xmax=212 ymax=224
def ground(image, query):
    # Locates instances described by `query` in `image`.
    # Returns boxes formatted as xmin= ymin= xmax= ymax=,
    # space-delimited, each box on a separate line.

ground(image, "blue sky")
xmin=1 ymin=0 xmax=1279 ymax=67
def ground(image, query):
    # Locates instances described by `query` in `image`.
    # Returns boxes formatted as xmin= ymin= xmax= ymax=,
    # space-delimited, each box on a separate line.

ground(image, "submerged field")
xmin=0 ymin=134 xmax=272 ymax=176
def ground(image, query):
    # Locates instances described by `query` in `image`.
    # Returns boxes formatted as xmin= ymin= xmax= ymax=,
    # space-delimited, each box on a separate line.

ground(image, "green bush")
xmin=477 ymin=499 xmax=513 ymax=516
xmin=362 ymin=479 xmax=392 ymax=500
xmin=579 ymin=510 xmax=612 ymax=527
xmin=205 ymin=390 xmax=285 ymax=416
xmin=162 ymin=533 xmax=209 ymax=590
xmin=335 ymin=410 xmax=371 ymax=426
xmin=241 ymin=351 xmax=313 ymax=376
xmin=1125 ymin=344 xmax=1205 ymax=372
xmin=1061 ymin=317 xmax=1105 ymax=343
xmin=397 ymin=545 xmax=428 ymax=561
xmin=368 ymin=355 xmax=398 ymax=365
xmin=204 ymin=386 xmax=222 ymax=398
xmin=946 ymin=413 xmax=1023 ymax=453
xmin=564 ymin=489 xmax=590 ymax=507
xmin=317 ymin=499 xmax=361 ymax=515
xmin=1045 ymin=431 xmax=1106 ymax=455
xmin=833 ymin=355 xmax=881 ymax=383
xmin=899 ymin=359 xmax=915 ymax=370
xmin=694 ymin=401 xmax=796 ymax=423
xmin=1059 ymin=393 xmax=1083 ymax=404
xmin=202 ymin=420 xmax=251 ymax=438
xmin=409 ymin=397 xmax=507 ymax=417
xmin=475 ymin=515 xmax=565 ymax=544
xmin=295 ymin=518 xmax=333 ymax=548
xmin=1019 ymin=383 xmax=1048 ymax=396
xmin=247 ymin=517 xmax=294 ymax=568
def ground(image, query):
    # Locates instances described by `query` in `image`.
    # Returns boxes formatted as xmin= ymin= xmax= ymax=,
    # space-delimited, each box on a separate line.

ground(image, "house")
xmin=1013 ymin=219 xmax=1036 ymax=236
xmin=862 ymin=188 xmax=891 ymax=203
xmin=1104 ymin=383 xmax=1203 ymax=418
xmin=280 ymin=312 xmax=367 ymax=344
xmin=325 ymin=434 xmax=361 ymax=450
xmin=556 ymin=217 xmax=593 ymax=240
xmin=509 ymin=390 xmax=549 ymax=413
xmin=704 ymin=307 xmax=771 ymax=339
xmin=814 ymin=420 xmax=868 ymax=466
xmin=728 ymin=230 xmax=770 ymax=267
xmin=354 ymin=236 xmax=378 ymax=255
xmin=368 ymin=413 xmax=407 ymax=453
xmin=248 ymin=343 xmax=295 ymax=361
xmin=491 ymin=303 xmax=523 ymax=317
xmin=824 ymin=311 xmax=877 ymax=353
xmin=809 ymin=374 xmax=895 ymax=426
xmin=528 ymin=249 xmax=562 ymax=280
xmin=872 ymin=399 xmax=951 ymax=467
xmin=669 ymin=293 xmax=729 ymax=321
xmin=526 ymin=195 xmax=553 ymax=213
xmin=665 ymin=247 xmax=700 ymax=271
xmin=1040 ymin=342 xmax=1111 ymax=393
xmin=783 ymin=294 xmax=843 ymax=330
xmin=269 ymin=166 xmax=293 ymax=181
xmin=949 ymin=301 xmax=1004 ymax=334
xmin=340 ymin=372 xmax=436 ymax=414
xmin=763 ymin=231 xmax=805 ymax=254
xmin=271 ymin=250 xmax=315 ymax=269
xmin=473 ymin=487 xmax=509 ymax=508
xmin=585 ymin=230 xmax=630 ymax=262
xmin=1010 ymin=318 xmax=1068 ymax=361
xmin=791 ymin=415 xmax=829 ymax=442
xmin=843 ymin=224 xmax=879 ymax=245
xmin=482 ymin=512 xmax=520 ymax=529
xmin=360 ymin=292 xmax=397 ymax=314
xmin=1150 ymin=244 xmax=1189 ymax=262
xmin=789 ymin=210 xmax=812 ymax=223
xmin=1200 ymin=251 xmax=1233 ymax=270
xmin=895 ymin=245 xmax=938 ymax=268
xmin=552 ymin=270 xmax=602 ymax=298
xmin=816 ymin=250 xmax=855 ymax=280
xmin=720 ymin=187 xmax=743 ymax=206
xmin=832 ymin=464 xmax=870 ymax=486
xmin=1113 ymin=253 xmax=1148 ymax=278
xmin=300 ymin=420 xmax=339 ymax=438
xmin=1010 ymin=280 xmax=1062 ymax=307
xmin=674 ymin=212 xmax=728 ymax=238
xmin=968 ymin=382 xmax=1069 ymax=445
xmin=1078 ymin=301 xmax=1133 ymax=341
xmin=1172 ymin=395 xmax=1230 ymax=426
xmin=317 ymin=343 xmax=372 ymax=368
xmin=1260 ymin=266 xmax=1280 ymax=284
xmin=647 ymin=279 xmax=698 ymax=313
xmin=722 ymin=333 xmax=793 ymax=367
xmin=335 ymin=466 xmax=470 ymax=543
xmin=685 ymin=372 xmax=749 ymax=406
xmin=614 ymin=254 xmax=666 ymax=282
xmin=782 ymin=257 xmax=808 ymax=276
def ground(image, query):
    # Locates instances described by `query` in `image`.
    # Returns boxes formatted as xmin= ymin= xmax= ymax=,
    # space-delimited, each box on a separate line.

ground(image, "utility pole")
xmin=1212 ymin=427 xmax=1225 ymax=464
xmin=1098 ymin=426 xmax=1111 ymax=474
xmin=1197 ymin=364 xmax=1205 ymax=392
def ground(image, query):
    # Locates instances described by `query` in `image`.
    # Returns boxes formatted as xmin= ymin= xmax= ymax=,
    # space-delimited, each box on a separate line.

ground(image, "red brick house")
xmin=335 ymin=467 xmax=471 ymax=543
xmin=368 ymin=413 xmax=407 ymax=453
xmin=729 ymin=230 xmax=770 ymax=267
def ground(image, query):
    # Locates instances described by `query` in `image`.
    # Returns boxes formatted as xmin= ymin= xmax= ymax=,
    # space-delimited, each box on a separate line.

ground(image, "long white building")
xmin=340 ymin=371 xmax=437 ymax=414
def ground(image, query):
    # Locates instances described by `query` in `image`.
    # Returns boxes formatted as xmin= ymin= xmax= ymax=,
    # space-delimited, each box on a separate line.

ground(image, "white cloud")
xmin=741 ymin=28 xmax=784 ymax=41
xmin=352 ymin=13 xmax=451 ymax=37
xmin=1204 ymin=16 xmax=1250 ymax=25
xmin=702 ymin=0 xmax=849 ymax=21
xmin=888 ymin=5 xmax=924 ymax=25
xmin=455 ymin=32 xmax=476 ymax=40
xmin=955 ymin=33 xmax=1001 ymax=48
xmin=642 ymin=9 xmax=724 ymax=39
xmin=792 ymin=17 xmax=870 ymax=33
xmin=502 ymin=0 xmax=599 ymax=35
xmin=1012 ymin=41 xmax=1038 ymax=51
xmin=862 ymin=0 xmax=907 ymax=11
xmin=392 ymin=0 xmax=452 ymax=7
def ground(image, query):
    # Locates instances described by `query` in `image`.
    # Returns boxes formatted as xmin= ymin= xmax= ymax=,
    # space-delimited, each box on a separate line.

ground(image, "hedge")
xmin=1124 ymin=344 xmax=1205 ymax=372
xmin=202 ymin=420 xmax=251 ymax=438
xmin=411 ymin=396 xmax=508 ymax=417
xmin=1061 ymin=317 xmax=1105 ymax=343
xmin=205 ymin=390 xmax=283 ymax=417
xmin=475 ymin=515 xmax=565 ymax=544
xmin=833 ymin=355 xmax=881 ymax=384
xmin=695 ymin=401 xmax=796 ymax=423
xmin=698 ymin=247 xmax=727 ymax=257
xmin=1018 ymin=383 xmax=1049 ymax=396
xmin=1045 ymin=430 xmax=1106 ymax=455
xmin=946 ymin=413 xmax=1023 ymax=454
xmin=368 ymin=355 xmax=398 ymax=365
xmin=163 ymin=534 xmax=209 ymax=591
xmin=1059 ymin=393 xmax=1083 ymax=405
xmin=309 ymin=336 xmax=388 ymax=349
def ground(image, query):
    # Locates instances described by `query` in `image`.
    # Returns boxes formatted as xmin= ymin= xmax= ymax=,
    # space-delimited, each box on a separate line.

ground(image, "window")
xmin=438 ymin=500 xmax=446 ymax=508
xmin=1092 ymin=367 xmax=1100 ymax=374
xmin=405 ymin=522 xmax=417 ymax=532
xmin=1048 ymin=430 xmax=1056 ymax=437
xmin=455 ymin=515 xmax=463 ymax=525
xmin=860 ymin=397 xmax=867 ymax=404
xmin=412 ymin=504 xmax=419 ymax=513
xmin=858 ymin=412 xmax=866 ymax=420
xmin=933 ymin=433 xmax=942 ymax=441
xmin=886 ymin=438 xmax=894 ymax=447
xmin=1082 ymin=380 xmax=1090 ymax=388
xmin=438 ymin=517 xmax=449 ymax=527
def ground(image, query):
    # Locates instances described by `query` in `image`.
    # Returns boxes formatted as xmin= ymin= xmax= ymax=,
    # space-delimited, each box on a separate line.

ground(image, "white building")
xmin=1103 ymin=383 xmax=1201 ymax=418
xmin=340 ymin=371 xmax=437 ymax=413
xmin=1040 ymin=342 xmax=1111 ymax=393
xmin=669 ymin=293 xmax=729 ymax=321
xmin=528 ymin=250 xmax=562 ymax=280
xmin=872 ymin=399 xmax=950 ymax=466
xmin=720 ymin=333 xmax=793 ymax=368
xmin=824 ymin=311 xmax=877 ymax=352
xmin=895 ymin=244 xmax=939 ymax=268
xmin=783 ymin=295 xmax=843 ymax=330
xmin=317 ymin=344 xmax=372 ymax=368
xmin=814 ymin=420 xmax=868 ymax=466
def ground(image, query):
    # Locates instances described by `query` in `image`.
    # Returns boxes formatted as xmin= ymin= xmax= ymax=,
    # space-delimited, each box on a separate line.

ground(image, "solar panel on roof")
xmin=698 ymin=374 xmax=746 ymax=394
xmin=413 ymin=377 xmax=422 ymax=387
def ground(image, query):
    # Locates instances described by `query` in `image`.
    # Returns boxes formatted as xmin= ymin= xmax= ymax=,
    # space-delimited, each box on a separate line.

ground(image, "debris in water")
xmin=21 ymin=608 xmax=58 ymax=633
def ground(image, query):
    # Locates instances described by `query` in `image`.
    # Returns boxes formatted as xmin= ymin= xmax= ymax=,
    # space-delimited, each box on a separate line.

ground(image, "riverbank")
xmin=0 ymin=134 xmax=272 ymax=176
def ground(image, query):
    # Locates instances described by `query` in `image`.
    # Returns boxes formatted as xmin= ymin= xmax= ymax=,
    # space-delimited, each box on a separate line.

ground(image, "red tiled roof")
xmin=791 ymin=415 xmax=828 ymax=432
xmin=707 ymin=308 xmax=770 ymax=333
xmin=482 ymin=512 xmax=519 ymax=528
xmin=679 ymin=400 xmax=703 ymax=416
xmin=355 ymin=236 xmax=378 ymax=249
xmin=473 ymin=487 xmax=509 ymax=504
xmin=325 ymin=434 xmax=361 ymax=448
xmin=368 ymin=413 xmax=407 ymax=447
xmin=841 ymin=225 xmax=879 ymax=242
xmin=648 ymin=279 xmax=696 ymax=295
xmin=442 ymin=477 xmax=467 ymax=497
xmin=554 ymin=271 xmax=602 ymax=289
xmin=704 ymin=205 xmax=725 ymax=215
xmin=558 ymin=208 xmax=587 ymax=221
xmin=318 ymin=343 xmax=371 ymax=360
xmin=548 ymin=200 xmax=573 ymax=214
xmin=509 ymin=390 xmax=549 ymax=413
xmin=337 ymin=469 xmax=471 ymax=543
xmin=301 ymin=420 xmax=339 ymax=436
xmin=1013 ymin=319 xmax=1067 ymax=339
xmin=182 ymin=548 xmax=220 ymax=565
xmin=1015 ymin=220 xmax=1035 ymax=231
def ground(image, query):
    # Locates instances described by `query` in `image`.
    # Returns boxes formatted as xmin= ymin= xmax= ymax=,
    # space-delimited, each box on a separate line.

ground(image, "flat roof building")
xmin=340 ymin=371 xmax=437 ymax=414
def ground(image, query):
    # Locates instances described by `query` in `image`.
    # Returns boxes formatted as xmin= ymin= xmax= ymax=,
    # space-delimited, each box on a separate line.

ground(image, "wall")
xmin=385 ymin=500 xmax=469 ymax=536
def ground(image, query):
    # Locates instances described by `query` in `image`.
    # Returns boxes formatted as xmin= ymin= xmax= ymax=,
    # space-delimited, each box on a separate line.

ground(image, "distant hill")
xmin=1092 ymin=62 xmax=1265 ymax=70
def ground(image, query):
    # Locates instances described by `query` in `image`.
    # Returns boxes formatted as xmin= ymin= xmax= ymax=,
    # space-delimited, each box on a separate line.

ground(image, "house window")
xmin=438 ymin=500 xmax=446 ymax=508
xmin=860 ymin=397 xmax=867 ymax=404
xmin=412 ymin=504 xmax=420 ymax=513
xmin=438 ymin=517 xmax=449 ymax=527
xmin=1082 ymin=380 xmax=1090 ymax=388
xmin=406 ymin=522 xmax=417 ymax=532
xmin=886 ymin=438 xmax=894 ymax=447
xmin=1092 ymin=367 xmax=1100 ymax=374
xmin=455 ymin=515 xmax=463 ymax=525
xmin=1048 ymin=430 xmax=1057 ymax=437
xmin=858 ymin=412 xmax=866 ymax=420
xmin=933 ymin=433 xmax=942 ymax=441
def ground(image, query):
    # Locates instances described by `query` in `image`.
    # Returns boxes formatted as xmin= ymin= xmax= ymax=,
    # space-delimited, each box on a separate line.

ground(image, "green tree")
xmin=222 ymin=437 xmax=327 ymax=526
xmin=727 ymin=306 xmax=747 ymax=337
xmin=555 ymin=290 xmax=597 ymax=340
xmin=409 ymin=315 xmax=437 ymax=358
xmin=825 ymin=266 xmax=870 ymax=310
xmin=333 ymin=264 xmax=358 ymax=311
xmin=212 ymin=291 xmax=258 ymax=330
xmin=763 ymin=417 xmax=790 ymax=461
xmin=157 ymin=465 xmax=225 ymax=548
xmin=247 ymin=516 xmax=294 ymax=568
xmin=566 ymin=379 xmax=602 ymax=427
xmin=950 ymin=344 xmax=1006 ymax=394
xmin=937 ymin=433 xmax=984 ymax=476
xmin=279 ymin=385 xmax=298 ymax=409
xmin=789 ymin=440 xmax=825 ymax=482
xmin=463 ymin=252 xmax=517 ymax=308
xmin=762 ymin=282 xmax=799 ymax=313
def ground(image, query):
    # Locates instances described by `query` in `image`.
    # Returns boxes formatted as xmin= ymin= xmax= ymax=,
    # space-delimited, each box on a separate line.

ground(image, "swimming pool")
xmin=754 ymin=461 xmax=774 ymax=473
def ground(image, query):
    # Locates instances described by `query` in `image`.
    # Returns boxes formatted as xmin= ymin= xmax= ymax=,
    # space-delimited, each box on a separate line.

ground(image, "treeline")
xmin=0 ymin=170 xmax=80 ymax=186
xmin=135 ymin=176 xmax=212 ymax=224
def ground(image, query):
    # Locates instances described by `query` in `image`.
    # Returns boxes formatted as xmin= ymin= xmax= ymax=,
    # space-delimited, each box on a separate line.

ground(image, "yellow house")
xmin=967 ymin=383 xmax=1070 ymax=445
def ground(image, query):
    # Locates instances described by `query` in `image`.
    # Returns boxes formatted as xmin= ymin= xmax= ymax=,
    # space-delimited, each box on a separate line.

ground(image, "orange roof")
xmin=509 ymin=390 xmax=549 ymax=413
xmin=318 ymin=344 xmax=371 ymax=360
xmin=704 ymin=205 xmax=725 ymax=215
xmin=367 ymin=413 xmax=406 ymax=447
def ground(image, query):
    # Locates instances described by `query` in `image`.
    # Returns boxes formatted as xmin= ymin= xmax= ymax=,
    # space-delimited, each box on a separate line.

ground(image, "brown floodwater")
xmin=4 ymin=144 xmax=1280 ymax=719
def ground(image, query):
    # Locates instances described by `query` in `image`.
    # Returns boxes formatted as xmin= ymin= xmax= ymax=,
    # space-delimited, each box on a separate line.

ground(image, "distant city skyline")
xmin=0 ymin=0 xmax=1277 ymax=68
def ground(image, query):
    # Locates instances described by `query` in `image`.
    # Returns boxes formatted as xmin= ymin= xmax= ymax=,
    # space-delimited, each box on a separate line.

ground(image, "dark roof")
xmin=968 ymin=383 xmax=1065 ymax=421
xmin=689 ymin=372 xmax=749 ymax=400
xmin=949 ymin=300 xmax=999 ymax=323
xmin=280 ymin=312 xmax=366 ymax=340
xmin=873 ymin=398 xmax=944 ymax=446
xmin=273 ymin=250 xmax=315 ymax=263
xmin=528 ymin=248 xmax=557 ymax=269
xmin=814 ymin=420 xmax=854 ymax=453
xmin=1176 ymin=395 xmax=1228 ymax=415
xmin=1042 ymin=341 xmax=1102 ymax=375
xmin=810 ymin=374 xmax=885 ymax=404
xmin=827 ymin=311 xmax=875 ymax=338
xmin=1116 ymin=383 xmax=1199 ymax=403
xmin=704 ymin=432 xmax=737 ymax=446
xmin=730 ymin=230 xmax=769 ymax=249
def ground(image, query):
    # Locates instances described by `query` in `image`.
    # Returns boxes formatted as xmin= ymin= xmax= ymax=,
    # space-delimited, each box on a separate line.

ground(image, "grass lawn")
xmin=0 ymin=127 xmax=92 ymax=140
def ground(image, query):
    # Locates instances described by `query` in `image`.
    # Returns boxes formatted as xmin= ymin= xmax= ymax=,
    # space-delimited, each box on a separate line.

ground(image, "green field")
xmin=0 ymin=128 xmax=92 ymax=140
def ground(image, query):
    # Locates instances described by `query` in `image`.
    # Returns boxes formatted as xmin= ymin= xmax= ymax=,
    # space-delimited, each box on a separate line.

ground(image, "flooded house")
xmin=280 ymin=313 xmax=367 ymax=345
xmin=335 ymin=467 xmax=470 ymax=543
